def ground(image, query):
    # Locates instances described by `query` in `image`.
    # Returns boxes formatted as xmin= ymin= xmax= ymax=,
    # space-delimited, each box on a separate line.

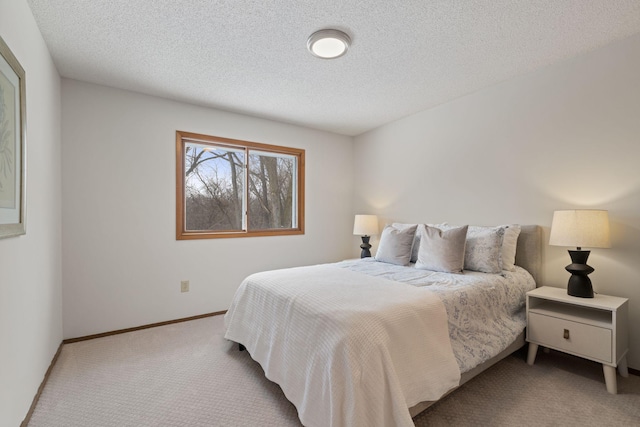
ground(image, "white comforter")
xmin=224 ymin=264 xmax=461 ymax=427
xmin=336 ymin=258 xmax=536 ymax=373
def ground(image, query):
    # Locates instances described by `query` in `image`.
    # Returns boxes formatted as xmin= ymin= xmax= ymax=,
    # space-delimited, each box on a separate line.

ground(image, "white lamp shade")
xmin=353 ymin=215 xmax=378 ymax=236
xmin=549 ymin=210 xmax=611 ymax=249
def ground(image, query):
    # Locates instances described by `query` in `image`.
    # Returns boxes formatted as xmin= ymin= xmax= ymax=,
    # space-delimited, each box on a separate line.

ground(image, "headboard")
xmin=514 ymin=225 xmax=542 ymax=285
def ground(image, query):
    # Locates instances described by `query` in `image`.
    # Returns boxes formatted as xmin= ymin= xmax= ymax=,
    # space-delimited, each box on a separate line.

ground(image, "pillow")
xmin=464 ymin=226 xmax=505 ymax=274
xmin=501 ymin=224 xmax=521 ymax=272
xmin=415 ymin=225 xmax=468 ymax=273
xmin=375 ymin=224 xmax=417 ymax=266
xmin=392 ymin=222 xmax=450 ymax=263
xmin=391 ymin=223 xmax=420 ymax=262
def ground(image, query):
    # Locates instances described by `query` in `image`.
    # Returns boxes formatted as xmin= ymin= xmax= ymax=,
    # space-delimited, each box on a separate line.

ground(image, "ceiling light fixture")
xmin=307 ymin=29 xmax=351 ymax=59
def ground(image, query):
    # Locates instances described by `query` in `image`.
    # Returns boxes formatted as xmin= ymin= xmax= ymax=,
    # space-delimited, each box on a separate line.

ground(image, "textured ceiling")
xmin=27 ymin=0 xmax=640 ymax=136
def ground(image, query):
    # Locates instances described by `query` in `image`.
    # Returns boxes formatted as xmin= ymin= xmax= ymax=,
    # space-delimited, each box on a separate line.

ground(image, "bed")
xmin=224 ymin=224 xmax=541 ymax=427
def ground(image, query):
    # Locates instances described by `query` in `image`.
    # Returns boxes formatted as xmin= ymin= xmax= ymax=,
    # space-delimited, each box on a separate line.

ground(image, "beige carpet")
xmin=28 ymin=315 xmax=640 ymax=426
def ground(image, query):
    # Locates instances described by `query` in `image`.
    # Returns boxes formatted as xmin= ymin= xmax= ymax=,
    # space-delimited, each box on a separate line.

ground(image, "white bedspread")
xmin=224 ymin=264 xmax=461 ymax=427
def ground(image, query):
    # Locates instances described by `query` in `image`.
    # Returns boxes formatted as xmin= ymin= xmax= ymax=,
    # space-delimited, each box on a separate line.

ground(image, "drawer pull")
xmin=563 ymin=329 xmax=570 ymax=340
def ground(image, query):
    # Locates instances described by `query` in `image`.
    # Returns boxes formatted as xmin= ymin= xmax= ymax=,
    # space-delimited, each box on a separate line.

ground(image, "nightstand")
xmin=526 ymin=286 xmax=629 ymax=394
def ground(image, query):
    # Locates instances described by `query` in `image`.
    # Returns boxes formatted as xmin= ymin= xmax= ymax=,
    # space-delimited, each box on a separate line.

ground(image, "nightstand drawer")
xmin=528 ymin=312 xmax=612 ymax=363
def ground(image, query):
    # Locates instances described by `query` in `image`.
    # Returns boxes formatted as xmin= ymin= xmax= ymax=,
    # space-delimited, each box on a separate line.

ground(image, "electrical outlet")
xmin=180 ymin=280 xmax=189 ymax=293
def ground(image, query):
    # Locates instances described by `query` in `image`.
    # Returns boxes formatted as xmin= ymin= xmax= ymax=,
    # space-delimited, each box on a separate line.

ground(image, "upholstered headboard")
xmin=514 ymin=225 xmax=542 ymax=285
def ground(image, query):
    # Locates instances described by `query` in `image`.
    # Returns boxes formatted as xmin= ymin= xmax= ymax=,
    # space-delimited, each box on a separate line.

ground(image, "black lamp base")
xmin=565 ymin=250 xmax=595 ymax=298
xmin=360 ymin=235 xmax=372 ymax=258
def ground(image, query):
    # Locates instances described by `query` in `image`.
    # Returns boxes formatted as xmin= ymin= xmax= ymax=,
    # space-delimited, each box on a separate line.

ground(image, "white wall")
xmin=0 ymin=0 xmax=62 ymax=425
xmin=354 ymin=33 xmax=640 ymax=369
xmin=61 ymin=79 xmax=354 ymax=339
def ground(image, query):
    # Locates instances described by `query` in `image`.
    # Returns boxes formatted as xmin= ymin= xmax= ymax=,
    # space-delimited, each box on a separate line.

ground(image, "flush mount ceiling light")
xmin=307 ymin=29 xmax=351 ymax=59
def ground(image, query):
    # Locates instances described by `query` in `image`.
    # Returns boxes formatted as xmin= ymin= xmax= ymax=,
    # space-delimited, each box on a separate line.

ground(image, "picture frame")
xmin=0 ymin=35 xmax=26 ymax=239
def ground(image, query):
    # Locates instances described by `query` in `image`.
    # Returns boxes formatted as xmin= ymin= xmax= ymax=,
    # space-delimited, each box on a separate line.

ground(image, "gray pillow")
xmin=464 ymin=226 xmax=505 ymax=274
xmin=375 ymin=224 xmax=417 ymax=266
xmin=415 ymin=225 xmax=468 ymax=273
xmin=391 ymin=222 xmax=450 ymax=263
xmin=501 ymin=224 xmax=521 ymax=272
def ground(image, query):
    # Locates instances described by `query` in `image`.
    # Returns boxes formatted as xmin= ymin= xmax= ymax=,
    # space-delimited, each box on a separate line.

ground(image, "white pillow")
xmin=501 ymin=224 xmax=521 ymax=272
xmin=415 ymin=225 xmax=468 ymax=274
xmin=464 ymin=226 xmax=505 ymax=274
xmin=375 ymin=224 xmax=417 ymax=266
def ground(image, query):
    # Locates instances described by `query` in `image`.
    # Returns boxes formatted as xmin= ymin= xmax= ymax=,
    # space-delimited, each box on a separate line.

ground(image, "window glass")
xmin=248 ymin=151 xmax=296 ymax=230
xmin=184 ymin=143 xmax=245 ymax=232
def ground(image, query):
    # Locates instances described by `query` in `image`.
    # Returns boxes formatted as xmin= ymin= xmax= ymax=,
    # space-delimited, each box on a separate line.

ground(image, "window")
xmin=176 ymin=131 xmax=305 ymax=239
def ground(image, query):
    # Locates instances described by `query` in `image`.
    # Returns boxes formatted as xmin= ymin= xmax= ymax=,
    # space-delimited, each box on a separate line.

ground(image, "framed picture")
xmin=0 ymin=35 xmax=26 ymax=239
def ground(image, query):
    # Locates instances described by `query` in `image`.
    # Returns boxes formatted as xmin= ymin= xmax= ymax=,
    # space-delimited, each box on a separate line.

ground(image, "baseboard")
xmin=20 ymin=342 xmax=63 ymax=427
xmin=630 ymin=367 xmax=640 ymax=377
xmin=63 ymin=310 xmax=227 ymax=344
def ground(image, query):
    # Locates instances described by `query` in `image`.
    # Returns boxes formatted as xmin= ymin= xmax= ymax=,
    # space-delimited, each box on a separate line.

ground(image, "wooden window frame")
xmin=176 ymin=131 xmax=305 ymax=240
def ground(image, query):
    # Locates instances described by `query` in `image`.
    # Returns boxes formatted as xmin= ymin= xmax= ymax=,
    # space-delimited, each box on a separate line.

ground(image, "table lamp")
xmin=353 ymin=215 xmax=379 ymax=258
xmin=549 ymin=210 xmax=611 ymax=298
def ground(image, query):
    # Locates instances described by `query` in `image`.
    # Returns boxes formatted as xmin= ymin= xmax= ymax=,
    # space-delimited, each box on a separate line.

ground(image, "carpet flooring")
xmin=28 ymin=315 xmax=640 ymax=426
